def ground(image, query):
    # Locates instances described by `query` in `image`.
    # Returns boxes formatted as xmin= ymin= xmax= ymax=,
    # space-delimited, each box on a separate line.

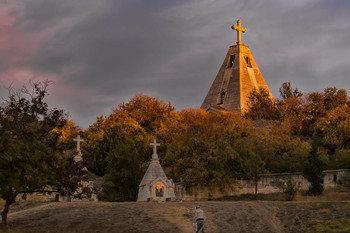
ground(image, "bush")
xmin=278 ymin=178 xmax=300 ymax=201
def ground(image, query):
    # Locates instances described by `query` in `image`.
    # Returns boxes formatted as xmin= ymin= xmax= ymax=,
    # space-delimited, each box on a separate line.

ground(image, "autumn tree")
xmin=50 ymin=119 xmax=81 ymax=151
xmin=245 ymin=88 xmax=278 ymax=120
xmin=301 ymin=87 xmax=348 ymax=136
xmin=312 ymin=105 xmax=350 ymax=154
xmin=85 ymin=94 xmax=175 ymax=174
xmin=158 ymin=109 xmax=253 ymax=188
xmin=0 ymin=81 xmax=66 ymax=227
xmin=116 ymin=94 xmax=175 ymax=134
xmin=276 ymin=82 xmax=306 ymax=134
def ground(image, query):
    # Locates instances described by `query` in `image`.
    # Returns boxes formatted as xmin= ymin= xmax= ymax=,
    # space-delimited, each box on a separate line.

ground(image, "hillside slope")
xmin=4 ymin=201 xmax=350 ymax=233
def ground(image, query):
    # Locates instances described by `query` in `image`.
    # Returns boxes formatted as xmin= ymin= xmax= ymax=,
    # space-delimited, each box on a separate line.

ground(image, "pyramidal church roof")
xmin=139 ymin=140 xmax=168 ymax=187
xmin=201 ymin=19 xmax=273 ymax=113
xmin=137 ymin=140 xmax=176 ymax=202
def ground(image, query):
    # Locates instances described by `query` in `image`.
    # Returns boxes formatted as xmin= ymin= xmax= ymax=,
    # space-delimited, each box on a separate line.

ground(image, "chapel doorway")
xmin=155 ymin=182 xmax=164 ymax=197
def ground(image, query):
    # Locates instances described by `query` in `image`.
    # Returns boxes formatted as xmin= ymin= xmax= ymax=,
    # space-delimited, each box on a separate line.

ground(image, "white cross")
xmin=150 ymin=139 xmax=160 ymax=157
xmin=73 ymin=135 xmax=84 ymax=152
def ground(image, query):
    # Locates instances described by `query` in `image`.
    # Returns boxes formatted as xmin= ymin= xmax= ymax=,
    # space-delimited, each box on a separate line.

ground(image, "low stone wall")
xmin=176 ymin=169 xmax=350 ymax=201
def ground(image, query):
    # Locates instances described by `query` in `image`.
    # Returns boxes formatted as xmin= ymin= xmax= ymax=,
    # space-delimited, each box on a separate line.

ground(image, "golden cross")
xmin=232 ymin=19 xmax=247 ymax=45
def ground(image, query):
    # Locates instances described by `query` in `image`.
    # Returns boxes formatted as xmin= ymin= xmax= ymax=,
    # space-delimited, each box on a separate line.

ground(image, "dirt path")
xmin=149 ymin=203 xmax=193 ymax=233
xmin=199 ymin=201 xmax=284 ymax=233
xmin=4 ymin=201 xmax=350 ymax=233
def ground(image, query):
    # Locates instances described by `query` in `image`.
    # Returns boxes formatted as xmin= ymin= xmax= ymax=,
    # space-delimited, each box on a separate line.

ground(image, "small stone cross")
xmin=232 ymin=19 xmax=247 ymax=45
xmin=73 ymin=135 xmax=84 ymax=152
xmin=150 ymin=139 xmax=160 ymax=159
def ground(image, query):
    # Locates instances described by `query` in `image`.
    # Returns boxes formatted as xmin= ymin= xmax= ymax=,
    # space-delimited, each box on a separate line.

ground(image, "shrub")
xmin=278 ymin=178 xmax=300 ymax=201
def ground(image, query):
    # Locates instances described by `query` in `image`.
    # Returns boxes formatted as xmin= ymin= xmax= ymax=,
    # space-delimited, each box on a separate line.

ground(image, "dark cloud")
xmin=0 ymin=0 xmax=349 ymax=128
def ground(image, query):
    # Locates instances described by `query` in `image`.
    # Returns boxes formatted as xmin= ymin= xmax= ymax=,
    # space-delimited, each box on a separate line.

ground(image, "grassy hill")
xmin=2 ymin=195 xmax=350 ymax=233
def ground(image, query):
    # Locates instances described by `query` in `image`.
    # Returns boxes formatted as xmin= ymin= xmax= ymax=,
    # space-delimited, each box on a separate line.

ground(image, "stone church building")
xmin=201 ymin=19 xmax=273 ymax=113
xmin=137 ymin=140 xmax=176 ymax=202
xmin=138 ymin=20 xmax=274 ymax=202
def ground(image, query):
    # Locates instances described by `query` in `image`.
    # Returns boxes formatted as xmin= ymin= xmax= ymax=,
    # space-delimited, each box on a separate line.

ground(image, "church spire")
xmin=201 ymin=19 xmax=273 ymax=113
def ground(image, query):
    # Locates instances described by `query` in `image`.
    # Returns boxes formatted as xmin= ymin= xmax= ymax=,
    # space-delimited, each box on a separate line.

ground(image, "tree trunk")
xmin=1 ymin=188 xmax=18 ymax=227
xmin=1 ymin=201 xmax=10 ymax=227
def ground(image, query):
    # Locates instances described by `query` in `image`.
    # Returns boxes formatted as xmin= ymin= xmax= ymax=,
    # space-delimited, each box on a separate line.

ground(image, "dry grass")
xmin=0 ymin=191 xmax=349 ymax=232
xmin=305 ymin=219 xmax=350 ymax=233
xmin=0 ymin=199 xmax=348 ymax=233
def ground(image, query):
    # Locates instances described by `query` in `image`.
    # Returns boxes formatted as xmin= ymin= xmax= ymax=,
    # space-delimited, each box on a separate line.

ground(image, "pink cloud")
xmin=0 ymin=2 xmax=18 ymax=27
xmin=0 ymin=2 xmax=60 ymax=86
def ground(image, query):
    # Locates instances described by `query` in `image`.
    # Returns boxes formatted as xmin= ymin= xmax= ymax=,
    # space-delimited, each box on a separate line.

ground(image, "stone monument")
xmin=201 ymin=19 xmax=274 ymax=113
xmin=137 ymin=140 xmax=176 ymax=202
xmin=59 ymin=135 xmax=97 ymax=202
xmin=73 ymin=134 xmax=84 ymax=162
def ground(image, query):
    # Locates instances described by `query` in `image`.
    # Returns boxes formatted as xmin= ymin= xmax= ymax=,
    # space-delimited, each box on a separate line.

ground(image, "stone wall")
xmin=176 ymin=169 xmax=350 ymax=201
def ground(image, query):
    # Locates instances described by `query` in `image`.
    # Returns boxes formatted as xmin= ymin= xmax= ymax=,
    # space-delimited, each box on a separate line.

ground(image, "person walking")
xmin=193 ymin=205 xmax=205 ymax=233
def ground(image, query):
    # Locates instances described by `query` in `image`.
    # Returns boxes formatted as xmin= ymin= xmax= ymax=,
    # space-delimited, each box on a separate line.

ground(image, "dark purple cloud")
xmin=0 ymin=0 xmax=349 ymax=128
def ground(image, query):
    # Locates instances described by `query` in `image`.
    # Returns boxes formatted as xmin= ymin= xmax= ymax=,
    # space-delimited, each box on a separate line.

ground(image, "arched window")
xmin=244 ymin=56 xmax=252 ymax=67
xmin=155 ymin=182 xmax=164 ymax=197
xmin=227 ymin=55 xmax=235 ymax=68
xmin=217 ymin=92 xmax=226 ymax=105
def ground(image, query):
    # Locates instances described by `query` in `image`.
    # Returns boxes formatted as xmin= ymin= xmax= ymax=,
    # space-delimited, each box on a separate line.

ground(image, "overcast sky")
xmin=0 ymin=0 xmax=349 ymax=129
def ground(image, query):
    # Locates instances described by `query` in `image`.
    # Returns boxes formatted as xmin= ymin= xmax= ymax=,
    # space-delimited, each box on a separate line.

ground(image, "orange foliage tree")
xmin=157 ymin=109 xmax=254 ymax=188
xmin=84 ymin=85 xmax=349 ymax=197
xmin=116 ymin=94 xmax=175 ymax=134
xmin=50 ymin=119 xmax=81 ymax=151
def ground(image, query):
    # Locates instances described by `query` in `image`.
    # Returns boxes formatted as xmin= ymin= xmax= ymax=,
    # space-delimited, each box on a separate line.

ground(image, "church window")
xmin=227 ymin=55 xmax=235 ymax=68
xmin=155 ymin=182 xmax=164 ymax=197
xmin=217 ymin=91 xmax=226 ymax=105
xmin=244 ymin=56 xmax=252 ymax=67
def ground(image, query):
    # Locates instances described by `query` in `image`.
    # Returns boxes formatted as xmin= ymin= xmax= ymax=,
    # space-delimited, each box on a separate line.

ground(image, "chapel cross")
xmin=150 ymin=139 xmax=160 ymax=159
xmin=73 ymin=135 xmax=84 ymax=152
xmin=232 ymin=19 xmax=247 ymax=45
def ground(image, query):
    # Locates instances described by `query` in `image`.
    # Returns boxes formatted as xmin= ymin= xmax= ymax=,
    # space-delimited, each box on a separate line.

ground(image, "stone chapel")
xmin=201 ymin=19 xmax=273 ymax=113
xmin=137 ymin=140 xmax=176 ymax=202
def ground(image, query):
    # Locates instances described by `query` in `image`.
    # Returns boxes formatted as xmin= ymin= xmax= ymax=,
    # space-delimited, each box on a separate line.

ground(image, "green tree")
xmin=95 ymin=118 xmax=149 ymax=201
xmin=0 ymin=81 xmax=66 ymax=227
xmin=303 ymin=144 xmax=325 ymax=195
xmin=256 ymin=122 xmax=311 ymax=173
xmin=327 ymin=149 xmax=350 ymax=170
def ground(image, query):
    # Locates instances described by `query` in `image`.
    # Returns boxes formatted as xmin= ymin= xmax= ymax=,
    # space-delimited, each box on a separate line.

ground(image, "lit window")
xmin=155 ymin=182 xmax=164 ymax=197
